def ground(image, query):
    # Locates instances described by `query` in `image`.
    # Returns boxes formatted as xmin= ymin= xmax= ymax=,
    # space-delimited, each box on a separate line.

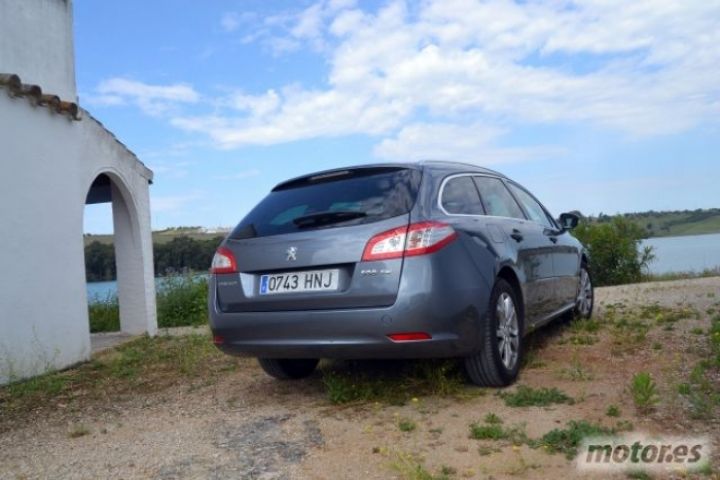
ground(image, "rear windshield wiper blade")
xmin=292 ymin=210 xmax=367 ymax=228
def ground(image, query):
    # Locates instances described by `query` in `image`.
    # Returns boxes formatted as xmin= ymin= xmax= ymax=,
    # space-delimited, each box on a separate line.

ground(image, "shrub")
xmin=156 ymin=274 xmax=208 ymax=328
xmin=88 ymin=293 xmax=120 ymax=332
xmin=88 ymin=274 xmax=209 ymax=332
xmin=573 ymin=217 xmax=655 ymax=286
xmin=630 ymin=372 xmax=659 ymax=412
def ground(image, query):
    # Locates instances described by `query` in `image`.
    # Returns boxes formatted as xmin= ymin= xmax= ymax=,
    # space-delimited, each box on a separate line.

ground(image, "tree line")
xmin=85 ymin=236 xmax=224 ymax=282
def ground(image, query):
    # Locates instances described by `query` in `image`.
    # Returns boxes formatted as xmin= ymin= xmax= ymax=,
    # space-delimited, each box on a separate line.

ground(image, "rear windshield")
xmin=230 ymin=167 xmax=422 ymax=239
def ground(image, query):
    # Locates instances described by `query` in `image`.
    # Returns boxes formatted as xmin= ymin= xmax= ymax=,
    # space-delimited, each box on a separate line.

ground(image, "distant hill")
xmin=83 ymin=208 xmax=720 ymax=247
xmin=589 ymin=209 xmax=720 ymax=238
xmin=84 ymin=226 xmax=231 ymax=246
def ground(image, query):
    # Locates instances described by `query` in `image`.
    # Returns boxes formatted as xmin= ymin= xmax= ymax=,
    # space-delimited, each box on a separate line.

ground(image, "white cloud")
xmin=220 ymin=12 xmax=241 ymax=32
xmin=115 ymin=1 xmax=720 ymax=154
xmin=95 ymin=78 xmax=199 ymax=116
xmin=374 ymin=122 xmax=564 ymax=164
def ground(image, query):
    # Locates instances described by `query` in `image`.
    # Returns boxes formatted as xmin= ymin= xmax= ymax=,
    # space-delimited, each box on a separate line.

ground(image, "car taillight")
xmin=210 ymin=246 xmax=237 ymax=274
xmin=362 ymin=221 xmax=457 ymax=261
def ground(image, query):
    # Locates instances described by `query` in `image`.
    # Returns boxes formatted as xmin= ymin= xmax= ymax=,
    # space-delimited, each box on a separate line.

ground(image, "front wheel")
xmin=464 ymin=278 xmax=523 ymax=387
xmin=258 ymin=358 xmax=319 ymax=380
xmin=574 ymin=264 xmax=594 ymax=319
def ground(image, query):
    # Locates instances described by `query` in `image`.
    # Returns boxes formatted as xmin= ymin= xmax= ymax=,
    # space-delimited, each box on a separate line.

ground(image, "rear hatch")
xmin=215 ymin=166 xmax=422 ymax=312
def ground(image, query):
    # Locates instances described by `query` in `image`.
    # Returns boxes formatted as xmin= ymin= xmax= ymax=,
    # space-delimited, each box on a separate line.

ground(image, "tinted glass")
xmin=472 ymin=176 xmax=525 ymax=219
xmin=507 ymin=183 xmax=554 ymax=229
xmin=230 ymin=168 xmax=421 ymax=238
xmin=441 ymin=176 xmax=485 ymax=215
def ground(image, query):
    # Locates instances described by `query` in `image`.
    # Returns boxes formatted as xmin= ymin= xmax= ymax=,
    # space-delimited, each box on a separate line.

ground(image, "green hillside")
xmin=593 ymin=209 xmax=720 ymax=238
xmin=84 ymin=226 xmax=230 ymax=246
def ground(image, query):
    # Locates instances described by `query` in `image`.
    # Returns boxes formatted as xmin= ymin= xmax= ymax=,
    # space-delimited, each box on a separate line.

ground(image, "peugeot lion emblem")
xmin=286 ymin=246 xmax=297 ymax=261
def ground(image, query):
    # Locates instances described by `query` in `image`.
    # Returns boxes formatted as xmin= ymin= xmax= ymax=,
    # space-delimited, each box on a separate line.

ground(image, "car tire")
xmin=258 ymin=358 xmax=319 ymax=380
xmin=464 ymin=278 xmax=523 ymax=387
xmin=574 ymin=262 xmax=594 ymax=320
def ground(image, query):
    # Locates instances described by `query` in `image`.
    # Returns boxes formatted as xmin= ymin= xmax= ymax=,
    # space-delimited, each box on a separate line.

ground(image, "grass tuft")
xmin=630 ymin=372 xmax=659 ymax=412
xmin=500 ymin=385 xmax=573 ymax=407
xmin=531 ymin=421 xmax=613 ymax=459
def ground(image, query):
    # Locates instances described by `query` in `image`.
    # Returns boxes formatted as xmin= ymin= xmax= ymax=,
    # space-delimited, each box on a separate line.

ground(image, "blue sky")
xmin=79 ymin=0 xmax=720 ymax=233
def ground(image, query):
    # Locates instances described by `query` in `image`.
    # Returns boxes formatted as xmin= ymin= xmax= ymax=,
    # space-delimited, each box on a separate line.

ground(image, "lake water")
xmin=86 ymin=275 xmax=207 ymax=301
xmin=86 ymin=233 xmax=720 ymax=298
xmin=642 ymin=232 xmax=720 ymax=275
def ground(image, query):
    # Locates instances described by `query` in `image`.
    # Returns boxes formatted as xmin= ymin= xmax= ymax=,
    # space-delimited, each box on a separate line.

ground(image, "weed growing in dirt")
xmin=530 ymin=421 xmax=613 ymax=459
xmin=389 ymin=452 xmax=454 ymax=480
xmin=68 ymin=424 xmax=90 ymax=438
xmin=469 ymin=420 xmax=527 ymax=445
xmin=484 ymin=412 xmax=502 ymax=424
xmin=559 ymin=359 xmax=594 ymax=381
xmin=398 ymin=418 xmax=417 ymax=432
xmin=630 ymin=372 xmax=659 ymax=412
xmin=606 ymin=405 xmax=621 ymax=417
xmin=469 ymin=423 xmax=505 ymax=440
xmin=500 ymin=385 xmax=574 ymax=407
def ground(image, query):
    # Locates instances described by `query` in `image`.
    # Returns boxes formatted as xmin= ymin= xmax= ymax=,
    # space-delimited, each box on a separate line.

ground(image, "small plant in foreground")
xmin=560 ymin=360 xmax=594 ymax=381
xmin=469 ymin=422 xmax=527 ymax=445
xmin=630 ymin=372 xmax=659 ymax=412
xmin=398 ymin=418 xmax=417 ymax=432
xmin=484 ymin=412 xmax=502 ymax=424
xmin=531 ymin=421 xmax=613 ymax=459
xmin=68 ymin=424 xmax=91 ymax=438
xmin=500 ymin=385 xmax=573 ymax=407
xmin=390 ymin=452 xmax=454 ymax=480
xmin=606 ymin=404 xmax=621 ymax=417
xmin=469 ymin=423 xmax=505 ymax=440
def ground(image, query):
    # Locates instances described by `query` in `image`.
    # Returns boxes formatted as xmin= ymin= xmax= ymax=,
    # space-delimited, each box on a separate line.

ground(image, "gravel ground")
xmin=1 ymin=277 xmax=719 ymax=480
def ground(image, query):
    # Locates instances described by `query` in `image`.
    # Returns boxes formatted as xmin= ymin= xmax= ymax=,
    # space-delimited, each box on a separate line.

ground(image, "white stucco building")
xmin=0 ymin=0 xmax=157 ymax=384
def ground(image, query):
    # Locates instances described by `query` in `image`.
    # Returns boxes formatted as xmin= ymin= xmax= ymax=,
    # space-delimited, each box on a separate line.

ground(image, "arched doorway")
xmin=84 ymin=172 xmax=157 ymax=340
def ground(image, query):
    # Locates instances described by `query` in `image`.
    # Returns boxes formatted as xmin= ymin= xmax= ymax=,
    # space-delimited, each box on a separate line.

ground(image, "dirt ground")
xmin=1 ymin=277 xmax=719 ymax=480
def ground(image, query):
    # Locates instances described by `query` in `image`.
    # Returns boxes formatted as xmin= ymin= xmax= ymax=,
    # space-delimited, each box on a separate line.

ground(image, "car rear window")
xmin=230 ymin=167 xmax=422 ymax=239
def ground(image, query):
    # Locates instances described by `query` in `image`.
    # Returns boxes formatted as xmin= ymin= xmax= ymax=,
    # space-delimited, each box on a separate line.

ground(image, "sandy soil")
xmin=1 ymin=277 xmax=719 ymax=480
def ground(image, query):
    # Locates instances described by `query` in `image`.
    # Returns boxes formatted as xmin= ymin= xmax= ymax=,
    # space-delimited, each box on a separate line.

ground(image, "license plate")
xmin=259 ymin=269 xmax=339 ymax=295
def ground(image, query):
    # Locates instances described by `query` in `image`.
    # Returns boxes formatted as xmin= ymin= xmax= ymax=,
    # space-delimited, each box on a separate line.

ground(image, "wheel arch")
xmin=496 ymin=266 xmax=525 ymax=324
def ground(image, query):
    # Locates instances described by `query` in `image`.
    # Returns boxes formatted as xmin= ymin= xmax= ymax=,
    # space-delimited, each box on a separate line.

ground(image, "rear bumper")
xmin=209 ymin=246 xmax=492 ymax=359
xmin=210 ymin=298 xmax=482 ymax=359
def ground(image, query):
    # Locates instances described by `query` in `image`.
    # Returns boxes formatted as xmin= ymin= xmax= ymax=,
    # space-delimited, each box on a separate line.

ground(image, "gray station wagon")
xmin=209 ymin=161 xmax=593 ymax=386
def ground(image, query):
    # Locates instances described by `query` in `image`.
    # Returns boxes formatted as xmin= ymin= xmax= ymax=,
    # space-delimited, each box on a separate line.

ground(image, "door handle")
xmin=549 ymin=236 xmax=558 ymax=244
xmin=510 ymin=229 xmax=523 ymax=242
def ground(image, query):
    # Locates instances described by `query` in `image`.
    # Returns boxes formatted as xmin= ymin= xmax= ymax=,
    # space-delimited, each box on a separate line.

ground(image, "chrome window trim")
xmin=504 ymin=180 xmax=560 ymax=231
xmin=437 ymin=172 xmax=528 ymax=222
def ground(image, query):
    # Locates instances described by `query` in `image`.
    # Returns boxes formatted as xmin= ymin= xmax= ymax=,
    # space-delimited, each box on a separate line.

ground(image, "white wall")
xmin=0 ymin=0 xmax=77 ymax=101
xmin=0 ymin=93 xmax=156 ymax=384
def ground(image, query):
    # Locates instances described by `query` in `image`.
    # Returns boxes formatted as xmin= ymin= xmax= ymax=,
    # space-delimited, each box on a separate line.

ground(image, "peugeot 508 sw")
xmin=209 ymin=161 xmax=593 ymax=386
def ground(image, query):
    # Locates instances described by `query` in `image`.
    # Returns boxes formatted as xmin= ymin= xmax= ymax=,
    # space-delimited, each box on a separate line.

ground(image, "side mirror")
xmin=558 ymin=212 xmax=580 ymax=231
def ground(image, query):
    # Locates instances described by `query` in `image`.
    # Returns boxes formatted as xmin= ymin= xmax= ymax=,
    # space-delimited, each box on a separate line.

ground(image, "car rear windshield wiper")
xmin=292 ymin=210 xmax=367 ymax=228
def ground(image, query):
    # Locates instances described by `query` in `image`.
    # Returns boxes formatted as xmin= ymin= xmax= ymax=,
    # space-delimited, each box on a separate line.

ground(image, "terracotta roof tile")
xmin=0 ymin=73 xmax=81 ymax=120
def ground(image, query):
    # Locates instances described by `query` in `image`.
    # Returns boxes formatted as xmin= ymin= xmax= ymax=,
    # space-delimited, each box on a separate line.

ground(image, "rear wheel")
xmin=464 ymin=278 xmax=523 ymax=387
xmin=574 ymin=263 xmax=594 ymax=319
xmin=258 ymin=358 xmax=319 ymax=380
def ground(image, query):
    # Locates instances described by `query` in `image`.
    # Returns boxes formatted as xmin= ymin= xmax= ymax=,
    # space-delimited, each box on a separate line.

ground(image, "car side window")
xmin=506 ymin=183 xmax=554 ymax=229
xmin=472 ymin=176 xmax=525 ymax=220
xmin=441 ymin=176 xmax=485 ymax=215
